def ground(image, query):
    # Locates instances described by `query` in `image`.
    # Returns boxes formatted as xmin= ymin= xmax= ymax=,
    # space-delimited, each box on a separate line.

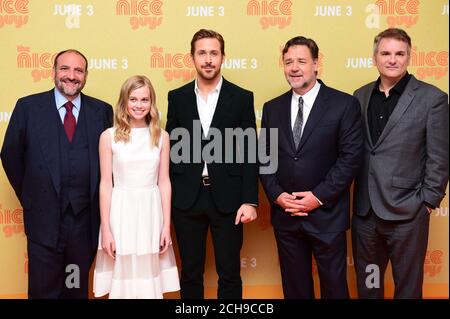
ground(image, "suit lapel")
xmin=186 ymin=81 xmax=200 ymax=119
xmin=35 ymin=90 xmax=61 ymax=196
xmin=374 ymin=76 xmax=419 ymax=148
xmin=361 ymin=82 xmax=376 ymax=148
xmin=296 ymin=84 xmax=328 ymax=152
xmin=182 ymin=81 xmax=203 ymax=137
xmin=210 ymin=78 xmax=232 ymax=130
xmin=277 ymin=91 xmax=296 ymax=152
xmin=82 ymin=94 xmax=102 ymax=200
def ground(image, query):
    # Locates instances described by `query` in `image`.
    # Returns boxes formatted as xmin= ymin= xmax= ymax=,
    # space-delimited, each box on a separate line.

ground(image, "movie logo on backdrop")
xmin=410 ymin=47 xmax=448 ymax=80
xmin=247 ymin=0 xmax=292 ymax=29
xmin=374 ymin=0 xmax=419 ymax=28
xmin=116 ymin=0 xmax=163 ymax=30
xmin=0 ymin=204 xmax=24 ymax=238
xmin=16 ymin=45 xmax=56 ymax=82
xmin=424 ymin=249 xmax=444 ymax=277
xmin=149 ymin=46 xmax=195 ymax=82
xmin=0 ymin=0 xmax=28 ymax=28
xmin=52 ymin=3 xmax=94 ymax=29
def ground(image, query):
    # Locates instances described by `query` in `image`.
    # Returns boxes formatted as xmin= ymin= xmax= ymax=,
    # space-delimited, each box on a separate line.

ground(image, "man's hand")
xmin=276 ymin=192 xmax=308 ymax=217
xmin=235 ymin=204 xmax=257 ymax=224
xmin=285 ymin=191 xmax=322 ymax=216
xmin=275 ymin=192 xmax=296 ymax=210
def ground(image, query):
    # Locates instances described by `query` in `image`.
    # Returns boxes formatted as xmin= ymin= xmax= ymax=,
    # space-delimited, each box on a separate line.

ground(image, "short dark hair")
xmin=282 ymin=36 xmax=319 ymax=60
xmin=373 ymin=28 xmax=412 ymax=55
xmin=190 ymin=29 xmax=225 ymax=56
xmin=53 ymin=49 xmax=88 ymax=71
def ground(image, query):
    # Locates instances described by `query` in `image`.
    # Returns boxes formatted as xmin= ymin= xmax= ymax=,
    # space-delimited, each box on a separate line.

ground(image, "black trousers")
xmin=274 ymin=225 xmax=349 ymax=299
xmin=172 ymin=184 xmax=243 ymax=299
xmin=27 ymin=205 xmax=95 ymax=299
xmin=352 ymin=208 xmax=430 ymax=299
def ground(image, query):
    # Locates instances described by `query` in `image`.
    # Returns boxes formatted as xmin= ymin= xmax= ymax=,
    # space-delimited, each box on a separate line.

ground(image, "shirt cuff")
xmin=312 ymin=193 xmax=323 ymax=206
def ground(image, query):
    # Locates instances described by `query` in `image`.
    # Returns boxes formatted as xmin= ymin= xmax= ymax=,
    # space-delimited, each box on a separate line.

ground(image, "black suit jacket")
xmin=1 ymin=89 xmax=113 ymax=248
xmin=166 ymin=78 xmax=258 ymax=213
xmin=260 ymin=81 xmax=363 ymax=233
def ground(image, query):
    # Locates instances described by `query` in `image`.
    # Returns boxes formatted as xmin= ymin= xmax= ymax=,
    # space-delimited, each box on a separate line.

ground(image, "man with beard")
xmin=1 ymin=49 xmax=113 ymax=298
xmin=259 ymin=36 xmax=363 ymax=298
xmin=166 ymin=29 xmax=258 ymax=299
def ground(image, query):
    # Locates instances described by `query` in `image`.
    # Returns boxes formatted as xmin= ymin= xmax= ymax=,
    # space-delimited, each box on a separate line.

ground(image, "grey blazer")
xmin=353 ymin=75 xmax=449 ymax=220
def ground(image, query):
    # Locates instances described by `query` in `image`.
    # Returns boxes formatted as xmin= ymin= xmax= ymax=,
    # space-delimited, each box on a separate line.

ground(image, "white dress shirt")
xmin=290 ymin=80 xmax=323 ymax=206
xmin=54 ymin=88 xmax=81 ymax=123
xmin=194 ymin=77 xmax=223 ymax=176
xmin=290 ymin=80 xmax=321 ymax=131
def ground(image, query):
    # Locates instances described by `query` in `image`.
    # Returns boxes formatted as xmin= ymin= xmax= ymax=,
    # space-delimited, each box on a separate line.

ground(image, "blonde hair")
xmin=114 ymin=75 xmax=161 ymax=147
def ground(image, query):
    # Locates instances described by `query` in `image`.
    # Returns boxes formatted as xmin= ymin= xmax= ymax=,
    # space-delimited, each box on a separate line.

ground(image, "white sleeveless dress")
xmin=93 ymin=127 xmax=179 ymax=299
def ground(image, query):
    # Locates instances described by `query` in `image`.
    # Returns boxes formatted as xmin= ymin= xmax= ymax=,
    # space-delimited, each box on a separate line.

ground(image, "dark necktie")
xmin=64 ymin=101 xmax=76 ymax=142
xmin=293 ymin=96 xmax=304 ymax=149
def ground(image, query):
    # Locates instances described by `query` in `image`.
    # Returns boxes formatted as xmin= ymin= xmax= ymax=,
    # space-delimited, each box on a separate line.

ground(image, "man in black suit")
xmin=1 ymin=49 xmax=113 ymax=298
xmin=166 ymin=29 xmax=258 ymax=299
xmin=259 ymin=36 xmax=363 ymax=298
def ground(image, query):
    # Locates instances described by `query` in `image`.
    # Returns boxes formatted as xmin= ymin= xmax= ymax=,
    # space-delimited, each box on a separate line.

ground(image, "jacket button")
xmin=294 ymin=157 xmax=299 ymax=161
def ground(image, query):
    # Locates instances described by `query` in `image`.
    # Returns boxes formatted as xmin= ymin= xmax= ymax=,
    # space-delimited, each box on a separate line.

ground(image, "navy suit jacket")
xmin=260 ymin=81 xmax=363 ymax=233
xmin=1 ymin=89 xmax=113 ymax=248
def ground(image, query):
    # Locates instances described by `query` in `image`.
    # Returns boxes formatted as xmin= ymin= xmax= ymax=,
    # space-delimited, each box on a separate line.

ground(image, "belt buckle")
xmin=202 ymin=176 xmax=211 ymax=186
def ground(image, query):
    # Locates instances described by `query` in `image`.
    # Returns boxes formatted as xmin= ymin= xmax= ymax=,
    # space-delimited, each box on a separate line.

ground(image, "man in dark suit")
xmin=259 ymin=36 xmax=363 ymax=299
xmin=1 ymin=49 xmax=113 ymax=298
xmin=352 ymin=28 xmax=449 ymax=299
xmin=166 ymin=29 xmax=258 ymax=299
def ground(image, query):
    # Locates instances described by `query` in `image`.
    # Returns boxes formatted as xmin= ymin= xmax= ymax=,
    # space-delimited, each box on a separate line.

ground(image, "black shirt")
xmin=368 ymin=73 xmax=412 ymax=144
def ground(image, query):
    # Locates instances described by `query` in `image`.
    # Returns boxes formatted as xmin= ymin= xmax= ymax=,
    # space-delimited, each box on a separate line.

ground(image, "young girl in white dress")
xmin=93 ymin=75 xmax=180 ymax=298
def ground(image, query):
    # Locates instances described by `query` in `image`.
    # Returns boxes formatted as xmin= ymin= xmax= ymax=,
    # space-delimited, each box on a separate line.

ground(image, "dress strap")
xmin=108 ymin=127 xmax=115 ymax=143
xmin=158 ymin=130 xmax=164 ymax=150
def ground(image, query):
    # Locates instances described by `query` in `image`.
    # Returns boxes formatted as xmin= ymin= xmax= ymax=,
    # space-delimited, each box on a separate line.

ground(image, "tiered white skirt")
xmin=93 ymin=186 xmax=180 ymax=299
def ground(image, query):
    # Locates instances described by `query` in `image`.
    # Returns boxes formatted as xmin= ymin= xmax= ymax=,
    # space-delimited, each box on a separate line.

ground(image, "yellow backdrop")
xmin=0 ymin=0 xmax=448 ymax=298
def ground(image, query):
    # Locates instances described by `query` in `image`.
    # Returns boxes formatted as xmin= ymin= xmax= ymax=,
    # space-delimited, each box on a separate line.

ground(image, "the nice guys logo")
xmin=149 ymin=46 xmax=195 ymax=82
xmin=0 ymin=0 xmax=29 ymax=28
xmin=247 ymin=0 xmax=292 ymax=29
xmin=366 ymin=0 xmax=420 ymax=29
xmin=116 ymin=0 xmax=163 ymax=30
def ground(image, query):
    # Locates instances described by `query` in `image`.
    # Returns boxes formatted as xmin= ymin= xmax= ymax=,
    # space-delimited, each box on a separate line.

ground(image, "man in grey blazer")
xmin=352 ymin=28 xmax=449 ymax=299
